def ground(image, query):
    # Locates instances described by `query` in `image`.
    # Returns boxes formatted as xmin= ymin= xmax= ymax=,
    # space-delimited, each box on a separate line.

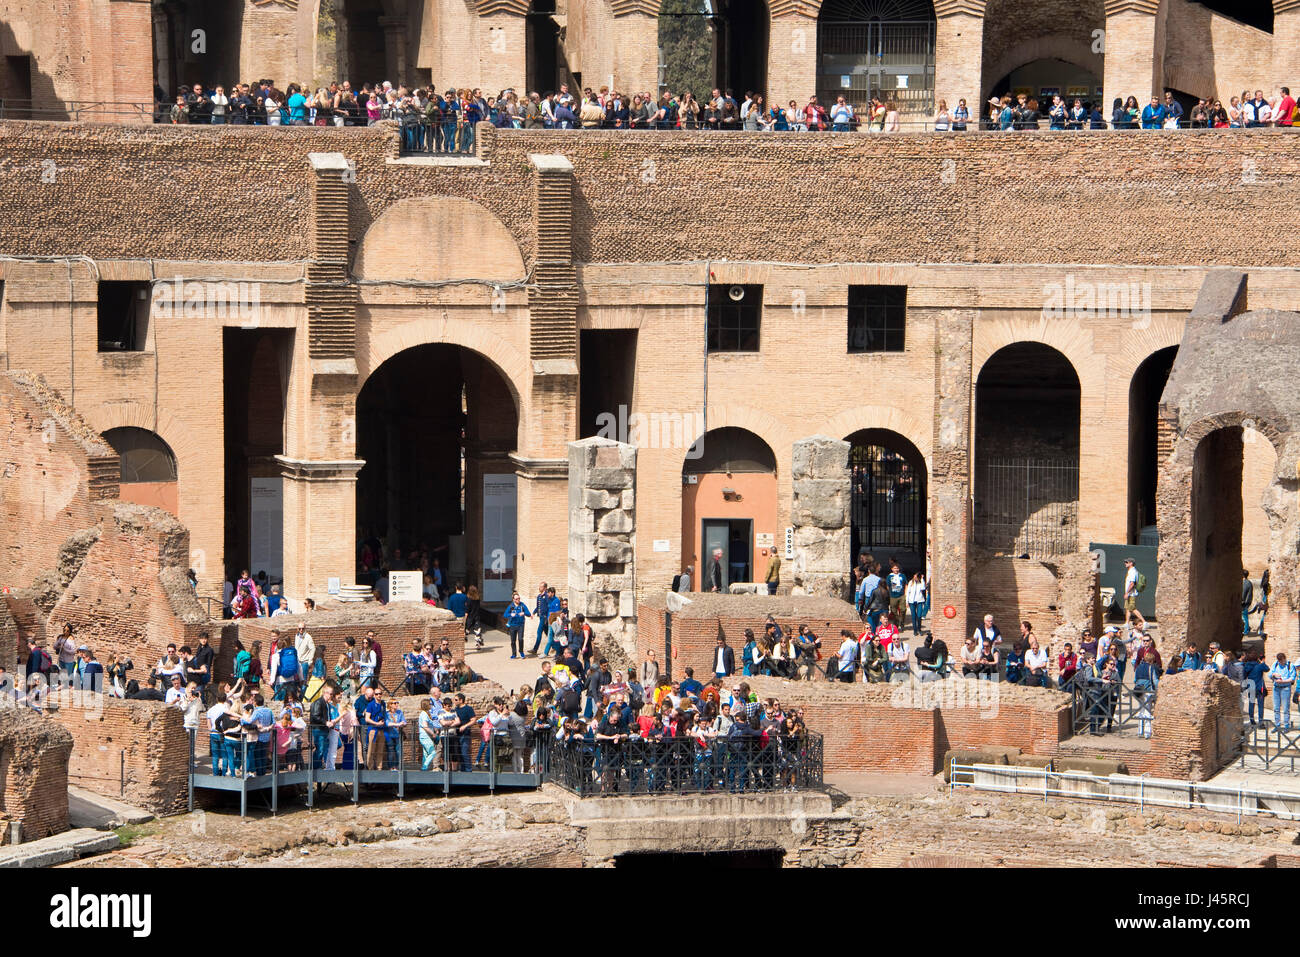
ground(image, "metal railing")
xmin=974 ymin=457 xmax=1079 ymax=557
xmin=188 ymin=718 xmax=553 ymax=816
xmin=1239 ymin=722 xmax=1300 ymax=771
xmin=948 ymin=760 xmax=1297 ymax=824
xmin=1069 ymin=676 xmax=1156 ymax=736
xmin=546 ymin=731 xmax=824 ymax=797
xmin=0 ymin=99 xmax=155 ymax=122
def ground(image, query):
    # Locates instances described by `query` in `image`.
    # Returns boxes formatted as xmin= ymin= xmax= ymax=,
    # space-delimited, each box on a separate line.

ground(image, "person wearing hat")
xmin=1123 ymin=558 xmax=1146 ymax=632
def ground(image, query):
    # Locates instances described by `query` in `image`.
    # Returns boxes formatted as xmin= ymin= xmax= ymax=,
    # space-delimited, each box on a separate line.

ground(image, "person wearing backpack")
xmin=24 ymin=635 xmax=53 ymax=687
xmin=273 ymin=638 xmax=301 ymax=701
xmin=1123 ymin=558 xmax=1147 ymax=631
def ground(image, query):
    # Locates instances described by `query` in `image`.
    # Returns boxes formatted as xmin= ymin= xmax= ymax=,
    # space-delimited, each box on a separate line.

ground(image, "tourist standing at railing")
xmin=1270 ymin=653 xmax=1295 ymax=732
xmin=1067 ymin=98 xmax=1086 ymax=129
xmin=1162 ymin=91 xmax=1183 ymax=128
xmin=933 ymin=99 xmax=951 ymax=131
xmin=1241 ymin=652 xmax=1267 ymax=728
xmin=1048 ymin=94 xmax=1066 ymax=130
xmin=1244 ymin=90 xmax=1271 ymax=127
xmin=311 ymin=685 xmax=333 ymax=772
xmin=384 ymin=697 xmax=406 ymax=768
xmin=1275 ymin=87 xmax=1296 ymax=126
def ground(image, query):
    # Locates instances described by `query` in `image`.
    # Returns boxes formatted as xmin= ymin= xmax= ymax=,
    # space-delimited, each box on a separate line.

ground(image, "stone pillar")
xmin=931 ymin=308 xmax=974 ymax=648
xmin=767 ymin=4 xmax=817 ymax=106
xmin=477 ymin=11 xmax=528 ymax=93
xmin=933 ymin=1 xmax=985 ymax=115
xmin=568 ymin=438 xmax=637 ymax=652
xmin=280 ymin=153 xmax=365 ymax=603
xmin=1101 ymin=0 xmax=1165 ymax=113
xmin=789 ymin=436 xmax=851 ymax=599
xmin=379 ymin=15 xmax=409 ymax=84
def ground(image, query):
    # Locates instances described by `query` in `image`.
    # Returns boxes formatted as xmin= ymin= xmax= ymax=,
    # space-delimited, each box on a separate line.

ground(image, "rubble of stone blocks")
xmin=568 ymin=437 xmax=637 ymax=653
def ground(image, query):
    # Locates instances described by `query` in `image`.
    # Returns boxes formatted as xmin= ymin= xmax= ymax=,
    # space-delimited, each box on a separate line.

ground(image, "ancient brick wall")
xmin=0 ymin=124 xmax=1297 ymax=268
xmin=1145 ymin=669 xmax=1244 ymax=781
xmin=44 ymin=693 xmax=189 ymax=814
xmin=0 ymin=371 xmax=117 ymax=599
xmin=223 ymin=606 xmax=466 ymax=692
xmin=46 ymin=502 xmax=208 ymax=679
xmin=638 ymin=594 xmax=862 ymax=681
xmin=967 ymin=556 xmax=1063 ymax=649
xmin=744 ymin=675 xmax=1071 ymax=774
xmin=0 ymin=706 xmax=73 ymax=842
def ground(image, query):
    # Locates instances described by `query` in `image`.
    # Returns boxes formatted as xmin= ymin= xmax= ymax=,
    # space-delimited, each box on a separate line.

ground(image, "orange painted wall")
xmin=681 ymin=471 xmax=779 ymax=591
xmin=118 ymin=481 xmax=179 ymax=516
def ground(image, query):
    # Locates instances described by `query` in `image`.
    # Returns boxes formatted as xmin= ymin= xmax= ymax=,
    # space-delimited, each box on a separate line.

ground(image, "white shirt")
xmin=165 ymin=686 xmax=186 ymax=706
xmin=206 ymin=701 xmax=226 ymax=731
xmin=838 ymin=638 xmax=858 ymax=671
xmin=1125 ymin=566 xmax=1139 ymax=597
xmin=890 ymin=641 xmax=910 ymax=664
xmin=1026 ymin=647 xmax=1049 ymax=670
xmin=715 ymin=647 xmax=727 ymax=674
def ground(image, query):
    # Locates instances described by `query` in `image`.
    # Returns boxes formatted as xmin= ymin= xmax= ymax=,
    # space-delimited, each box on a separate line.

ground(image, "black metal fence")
xmin=545 ymin=731 xmax=824 ymax=797
xmin=974 ymin=457 xmax=1079 ymax=557
xmin=1069 ymin=677 xmax=1155 ymax=736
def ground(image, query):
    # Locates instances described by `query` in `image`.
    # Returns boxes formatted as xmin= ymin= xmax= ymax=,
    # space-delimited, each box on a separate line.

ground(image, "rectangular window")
xmin=848 ymin=284 xmax=906 ymax=353
xmin=97 ymin=281 xmax=151 ymax=352
xmin=707 ymin=284 xmax=762 ymax=353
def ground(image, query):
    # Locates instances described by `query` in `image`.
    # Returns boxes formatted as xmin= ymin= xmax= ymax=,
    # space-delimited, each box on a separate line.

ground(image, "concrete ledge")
xmin=0 ymin=828 xmax=119 ymax=868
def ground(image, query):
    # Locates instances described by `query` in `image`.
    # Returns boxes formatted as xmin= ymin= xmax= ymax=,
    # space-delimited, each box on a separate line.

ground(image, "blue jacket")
xmin=504 ymin=601 xmax=531 ymax=629
xmin=1141 ymin=104 xmax=1165 ymax=128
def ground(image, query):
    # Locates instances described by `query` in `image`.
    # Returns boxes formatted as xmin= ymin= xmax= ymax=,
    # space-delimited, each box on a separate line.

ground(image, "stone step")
xmin=0 ymin=828 xmax=119 ymax=868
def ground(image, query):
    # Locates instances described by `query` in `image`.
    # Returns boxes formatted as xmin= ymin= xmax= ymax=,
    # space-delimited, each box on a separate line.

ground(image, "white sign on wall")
xmin=389 ymin=570 xmax=423 ymax=603
xmin=653 ymin=539 xmax=670 ymax=552
xmin=755 ymin=532 xmax=774 ymax=549
xmin=249 ymin=477 xmax=283 ymax=583
xmin=482 ymin=473 xmax=517 ymax=603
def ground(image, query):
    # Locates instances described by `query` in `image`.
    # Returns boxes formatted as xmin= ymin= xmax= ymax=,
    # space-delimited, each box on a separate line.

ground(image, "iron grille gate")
xmin=974 ymin=457 xmax=1079 ymax=557
xmin=850 ymin=445 xmax=924 ymax=563
xmin=816 ymin=18 xmax=935 ymax=118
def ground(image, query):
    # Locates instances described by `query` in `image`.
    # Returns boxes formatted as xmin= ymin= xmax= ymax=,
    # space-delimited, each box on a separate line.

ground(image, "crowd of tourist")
xmin=157 ymin=77 xmax=1298 ymax=150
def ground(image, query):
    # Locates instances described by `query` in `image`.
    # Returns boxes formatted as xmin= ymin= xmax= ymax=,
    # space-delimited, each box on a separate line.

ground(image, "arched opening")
xmin=987 ymin=58 xmax=1101 ymax=112
xmin=355 ymin=344 xmax=519 ymax=600
xmin=816 ymin=0 xmax=935 ymax=120
xmin=1189 ymin=426 xmax=1246 ymax=651
xmin=657 ymin=0 xmax=768 ymax=100
xmin=980 ymin=0 xmax=1103 ymax=114
xmin=153 ymin=0 xmax=244 ymax=96
xmin=845 ymin=428 xmax=926 ymax=576
xmin=103 ymin=427 xmax=179 ymax=515
xmin=342 ymin=0 xmax=388 ymax=86
xmin=1127 ymin=346 xmax=1177 ymax=545
xmin=974 ymin=343 xmax=1080 ymax=557
xmin=223 ymin=329 xmax=292 ymax=586
xmin=527 ymin=0 xmax=571 ymax=95
xmin=682 ymin=427 xmax=777 ymax=592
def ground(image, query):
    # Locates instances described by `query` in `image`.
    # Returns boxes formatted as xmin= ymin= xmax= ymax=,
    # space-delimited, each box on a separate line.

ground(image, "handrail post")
xmin=187 ymin=728 xmax=195 ymax=812
xmin=272 ymin=731 xmax=279 ymax=815
xmin=397 ymin=724 xmax=405 ymax=801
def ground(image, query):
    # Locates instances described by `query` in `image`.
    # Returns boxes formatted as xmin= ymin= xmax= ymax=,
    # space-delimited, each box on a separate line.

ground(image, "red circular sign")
xmin=943 ymin=605 xmax=957 ymax=619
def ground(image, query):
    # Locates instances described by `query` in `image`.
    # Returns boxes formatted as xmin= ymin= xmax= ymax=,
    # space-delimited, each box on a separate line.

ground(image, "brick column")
xmin=931 ymin=308 xmax=974 ymax=647
xmin=1101 ymin=0 xmax=1165 ymax=113
xmin=569 ymin=438 xmax=638 ymax=653
xmin=281 ymin=153 xmax=364 ymax=602
xmin=379 ymin=15 xmax=409 ymax=85
xmin=933 ymin=1 xmax=985 ymax=116
xmin=790 ymin=436 xmax=852 ymax=599
xmin=767 ymin=3 xmax=817 ymax=106
xmin=514 ymin=154 xmax=579 ymax=599
xmin=1275 ymin=0 xmax=1300 ymax=94
xmin=476 ymin=9 xmax=528 ymax=93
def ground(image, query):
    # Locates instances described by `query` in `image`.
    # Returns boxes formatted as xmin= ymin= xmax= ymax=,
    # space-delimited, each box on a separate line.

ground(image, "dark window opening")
xmin=102 ymin=427 xmax=177 ymax=483
xmin=707 ymin=284 xmax=762 ymax=352
xmin=579 ymin=329 xmax=638 ymax=440
xmin=848 ymin=284 xmax=907 ymax=353
xmin=683 ymin=426 xmax=776 ymax=474
xmin=1195 ymin=0 xmax=1272 ymax=32
xmin=97 ymin=281 xmax=151 ymax=352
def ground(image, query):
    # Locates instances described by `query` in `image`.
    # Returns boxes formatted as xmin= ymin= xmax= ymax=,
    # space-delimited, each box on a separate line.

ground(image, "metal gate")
xmin=850 ymin=445 xmax=924 ymax=566
xmin=974 ymin=457 xmax=1079 ymax=557
xmin=816 ymin=0 xmax=935 ymax=118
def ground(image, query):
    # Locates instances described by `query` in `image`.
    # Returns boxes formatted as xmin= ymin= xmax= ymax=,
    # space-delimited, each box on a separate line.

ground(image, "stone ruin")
xmin=789 ymin=436 xmax=852 ymax=599
xmin=568 ymin=437 xmax=637 ymax=660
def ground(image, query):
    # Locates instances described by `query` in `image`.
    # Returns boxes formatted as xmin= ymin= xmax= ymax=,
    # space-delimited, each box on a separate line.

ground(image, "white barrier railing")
xmin=948 ymin=760 xmax=1300 ymax=824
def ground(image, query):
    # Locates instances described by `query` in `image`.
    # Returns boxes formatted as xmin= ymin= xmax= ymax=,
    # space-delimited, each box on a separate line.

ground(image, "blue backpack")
xmin=278 ymin=645 xmax=299 ymax=681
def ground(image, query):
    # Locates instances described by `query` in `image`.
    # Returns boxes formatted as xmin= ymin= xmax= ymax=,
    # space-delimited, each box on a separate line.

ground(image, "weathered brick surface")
xmin=1144 ymin=669 xmax=1244 ymax=781
xmin=638 ymin=594 xmax=862 ymax=680
xmin=47 ymin=501 xmax=208 ymax=674
xmin=222 ymin=605 xmax=465 ymax=692
xmin=44 ymin=693 xmax=189 ymax=815
xmin=0 ymin=705 xmax=73 ymax=842
xmin=744 ymin=674 xmax=1071 ymax=774
xmin=0 ymin=124 xmax=1297 ymax=268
